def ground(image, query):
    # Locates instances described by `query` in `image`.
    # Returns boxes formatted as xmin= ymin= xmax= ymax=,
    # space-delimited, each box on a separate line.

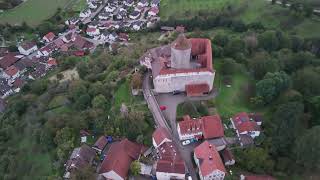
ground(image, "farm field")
xmin=0 ymin=0 xmax=74 ymax=26
xmin=160 ymin=0 xmax=244 ymax=20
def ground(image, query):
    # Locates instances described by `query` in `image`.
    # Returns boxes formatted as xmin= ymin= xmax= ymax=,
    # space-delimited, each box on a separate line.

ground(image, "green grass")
xmin=71 ymin=0 xmax=87 ymax=11
xmin=48 ymin=95 xmax=68 ymax=109
xmin=114 ymin=80 xmax=133 ymax=108
xmin=0 ymin=0 xmax=73 ymax=26
xmin=212 ymin=59 xmax=252 ymax=118
xmin=160 ymin=0 xmax=244 ymax=20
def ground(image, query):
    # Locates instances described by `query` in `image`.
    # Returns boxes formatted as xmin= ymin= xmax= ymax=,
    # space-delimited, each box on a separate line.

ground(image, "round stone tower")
xmin=171 ymin=34 xmax=192 ymax=69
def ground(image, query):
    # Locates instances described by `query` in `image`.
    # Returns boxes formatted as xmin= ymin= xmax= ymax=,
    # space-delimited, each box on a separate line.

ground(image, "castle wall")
xmin=153 ymin=71 xmax=215 ymax=93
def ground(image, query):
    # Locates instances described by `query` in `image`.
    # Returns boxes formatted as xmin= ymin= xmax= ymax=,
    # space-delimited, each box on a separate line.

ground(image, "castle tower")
xmin=171 ymin=34 xmax=192 ymax=69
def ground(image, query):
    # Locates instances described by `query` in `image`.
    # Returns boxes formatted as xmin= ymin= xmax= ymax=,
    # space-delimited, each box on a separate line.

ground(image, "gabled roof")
xmin=185 ymin=83 xmax=209 ymax=97
xmin=178 ymin=114 xmax=224 ymax=139
xmin=152 ymin=127 xmax=171 ymax=147
xmin=4 ymin=66 xmax=19 ymax=76
xmin=99 ymin=139 xmax=146 ymax=179
xmin=93 ymin=136 xmax=108 ymax=151
xmin=44 ymin=32 xmax=55 ymax=41
xmin=20 ymin=41 xmax=37 ymax=50
xmin=0 ymin=52 xmax=23 ymax=69
xmin=66 ymin=144 xmax=96 ymax=171
xmin=194 ymin=141 xmax=226 ymax=177
xmin=13 ymin=78 xmax=24 ymax=88
xmin=232 ymin=112 xmax=260 ymax=133
xmin=202 ymin=115 xmax=224 ymax=139
xmin=220 ymin=148 xmax=235 ymax=164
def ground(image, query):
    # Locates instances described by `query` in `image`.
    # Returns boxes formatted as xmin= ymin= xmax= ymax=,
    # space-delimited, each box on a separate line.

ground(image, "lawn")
xmin=212 ymin=59 xmax=253 ymax=118
xmin=0 ymin=0 xmax=73 ymax=26
xmin=160 ymin=0 xmax=244 ymax=20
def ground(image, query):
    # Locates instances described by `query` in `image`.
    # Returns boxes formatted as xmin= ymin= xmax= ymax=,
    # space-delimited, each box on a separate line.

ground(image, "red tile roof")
xmin=86 ymin=27 xmax=97 ymax=33
xmin=232 ymin=112 xmax=260 ymax=133
xmin=149 ymin=7 xmax=159 ymax=14
xmin=0 ymin=52 xmax=22 ymax=69
xmin=44 ymin=32 xmax=55 ymax=41
xmin=54 ymin=38 xmax=65 ymax=48
xmin=172 ymin=34 xmax=191 ymax=50
xmin=99 ymin=139 xmax=146 ymax=178
xmin=13 ymin=78 xmax=24 ymax=88
xmin=93 ymin=136 xmax=108 ymax=151
xmin=185 ymin=83 xmax=209 ymax=97
xmin=5 ymin=66 xmax=19 ymax=76
xmin=157 ymin=37 xmax=213 ymax=76
xmin=178 ymin=114 xmax=224 ymax=139
xmin=20 ymin=41 xmax=37 ymax=50
xmin=194 ymin=141 xmax=226 ymax=177
xmin=152 ymin=127 xmax=171 ymax=146
xmin=202 ymin=115 xmax=224 ymax=139
xmin=47 ymin=58 xmax=57 ymax=66
xmin=66 ymin=144 xmax=96 ymax=171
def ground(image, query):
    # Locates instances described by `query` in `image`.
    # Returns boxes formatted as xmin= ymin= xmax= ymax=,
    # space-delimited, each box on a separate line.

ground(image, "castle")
xmin=140 ymin=34 xmax=215 ymax=96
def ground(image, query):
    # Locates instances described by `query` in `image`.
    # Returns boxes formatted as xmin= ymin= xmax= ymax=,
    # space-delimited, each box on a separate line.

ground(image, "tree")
xmin=258 ymin=30 xmax=280 ymax=52
xmin=249 ymin=52 xmax=279 ymax=80
xmin=224 ymin=38 xmax=246 ymax=58
xmin=235 ymin=147 xmax=274 ymax=173
xmin=130 ymin=160 xmax=141 ymax=176
xmin=76 ymin=61 xmax=89 ymax=79
xmin=293 ymin=67 xmax=320 ymax=97
xmin=244 ymin=33 xmax=258 ymax=54
xmin=272 ymin=102 xmax=305 ymax=155
xmin=213 ymin=33 xmax=229 ymax=47
xmin=71 ymin=165 xmax=96 ymax=180
xmin=92 ymin=94 xmax=108 ymax=109
xmin=294 ymin=126 xmax=320 ymax=170
xmin=220 ymin=58 xmax=237 ymax=75
xmin=131 ymin=72 xmax=143 ymax=89
xmin=308 ymin=96 xmax=320 ymax=126
xmin=256 ymin=71 xmax=291 ymax=103
xmin=74 ymin=94 xmax=91 ymax=110
xmin=54 ymin=127 xmax=75 ymax=161
xmin=282 ymin=51 xmax=315 ymax=73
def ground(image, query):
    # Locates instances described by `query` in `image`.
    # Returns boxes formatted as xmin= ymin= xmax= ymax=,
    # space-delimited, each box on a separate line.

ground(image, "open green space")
xmin=212 ymin=59 xmax=253 ymax=118
xmin=114 ymin=80 xmax=145 ymax=110
xmin=160 ymin=0 xmax=244 ymax=20
xmin=0 ymin=0 xmax=73 ymax=26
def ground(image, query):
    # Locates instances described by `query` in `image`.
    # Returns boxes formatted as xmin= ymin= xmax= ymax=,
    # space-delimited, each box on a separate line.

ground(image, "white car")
xmin=182 ymin=140 xmax=191 ymax=146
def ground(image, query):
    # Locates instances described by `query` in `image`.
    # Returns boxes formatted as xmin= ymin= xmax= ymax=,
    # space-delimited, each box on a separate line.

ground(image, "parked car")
xmin=182 ymin=140 xmax=191 ymax=146
xmin=173 ymin=90 xmax=183 ymax=95
xmin=160 ymin=105 xmax=166 ymax=111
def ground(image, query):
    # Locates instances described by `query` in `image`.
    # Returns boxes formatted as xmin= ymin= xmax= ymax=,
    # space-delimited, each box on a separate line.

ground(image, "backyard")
xmin=0 ymin=0 xmax=75 ymax=26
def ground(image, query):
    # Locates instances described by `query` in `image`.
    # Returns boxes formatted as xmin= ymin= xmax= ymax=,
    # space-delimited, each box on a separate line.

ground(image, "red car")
xmin=160 ymin=105 xmax=167 ymax=111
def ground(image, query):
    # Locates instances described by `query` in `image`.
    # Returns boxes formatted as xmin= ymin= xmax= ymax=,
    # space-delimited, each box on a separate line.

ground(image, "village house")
xmin=65 ymin=17 xmax=80 ymax=25
xmin=124 ymin=0 xmax=134 ymax=7
xmin=64 ymin=144 xmax=96 ymax=179
xmin=62 ymin=32 xmax=76 ymax=43
xmin=28 ymin=63 xmax=47 ymax=80
xmin=108 ymin=32 xmax=118 ymax=42
xmin=153 ymin=127 xmax=186 ymax=180
xmin=230 ymin=112 xmax=262 ymax=147
xmin=73 ymin=35 xmax=95 ymax=50
xmin=37 ymin=43 xmax=57 ymax=57
xmin=86 ymin=27 xmax=100 ymax=36
xmin=99 ymin=139 xmax=146 ymax=180
xmin=92 ymin=136 xmax=108 ymax=153
xmin=118 ymin=33 xmax=129 ymax=41
xmin=80 ymin=8 xmax=92 ymax=18
xmin=18 ymin=41 xmax=38 ymax=56
xmin=12 ymin=78 xmax=24 ymax=92
xmin=88 ymin=1 xmax=98 ymax=9
xmin=3 ymin=65 xmax=20 ymax=81
xmin=0 ymin=52 xmax=23 ymax=70
xmin=105 ymin=4 xmax=116 ymax=12
xmin=138 ymin=0 xmax=149 ymax=7
xmin=117 ymin=8 xmax=127 ymax=20
xmin=194 ymin=141 xmax=227 ymax=180
xmin=177 ymin=114 xmax=224 ymax=141
xmin=129 ymin=10 xmax=140 ymax=19
xmin=43 ymin=32 xmax=56 ymax=43
xmin=220 ymin=148 xmax=235 ymax=166
xmin=0 ymin=78 xmax=13 ymax=98
xmin=98 ymin=11 xmax=112 ymax=20
xmin=131 ymin=21 xmax=144 ymax=31
xmin=151 ymin=0 xmax=160 ymax=7
xmin=140 ymin=34 xmax=215 ymax=94
xmin=100 ymin=31 xmax=110 ymax=41
xmin=148 ymin=7 xmax=159 ymax=16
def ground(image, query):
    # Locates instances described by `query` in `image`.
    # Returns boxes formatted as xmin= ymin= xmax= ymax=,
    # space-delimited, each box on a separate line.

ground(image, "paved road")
xmin=143 ymin=71 xmax=219 ymax=180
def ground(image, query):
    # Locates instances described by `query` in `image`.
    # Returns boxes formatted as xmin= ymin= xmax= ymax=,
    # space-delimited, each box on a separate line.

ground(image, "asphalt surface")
xmin=142 ymin=71 xmax=218 ymax=180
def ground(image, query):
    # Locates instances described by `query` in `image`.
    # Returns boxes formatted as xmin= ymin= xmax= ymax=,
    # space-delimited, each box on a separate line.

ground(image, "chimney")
xmin=209 ymin=156 xmax=213 ymax=160
xmin=209 ymin=144 xmax=212 ymax=148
